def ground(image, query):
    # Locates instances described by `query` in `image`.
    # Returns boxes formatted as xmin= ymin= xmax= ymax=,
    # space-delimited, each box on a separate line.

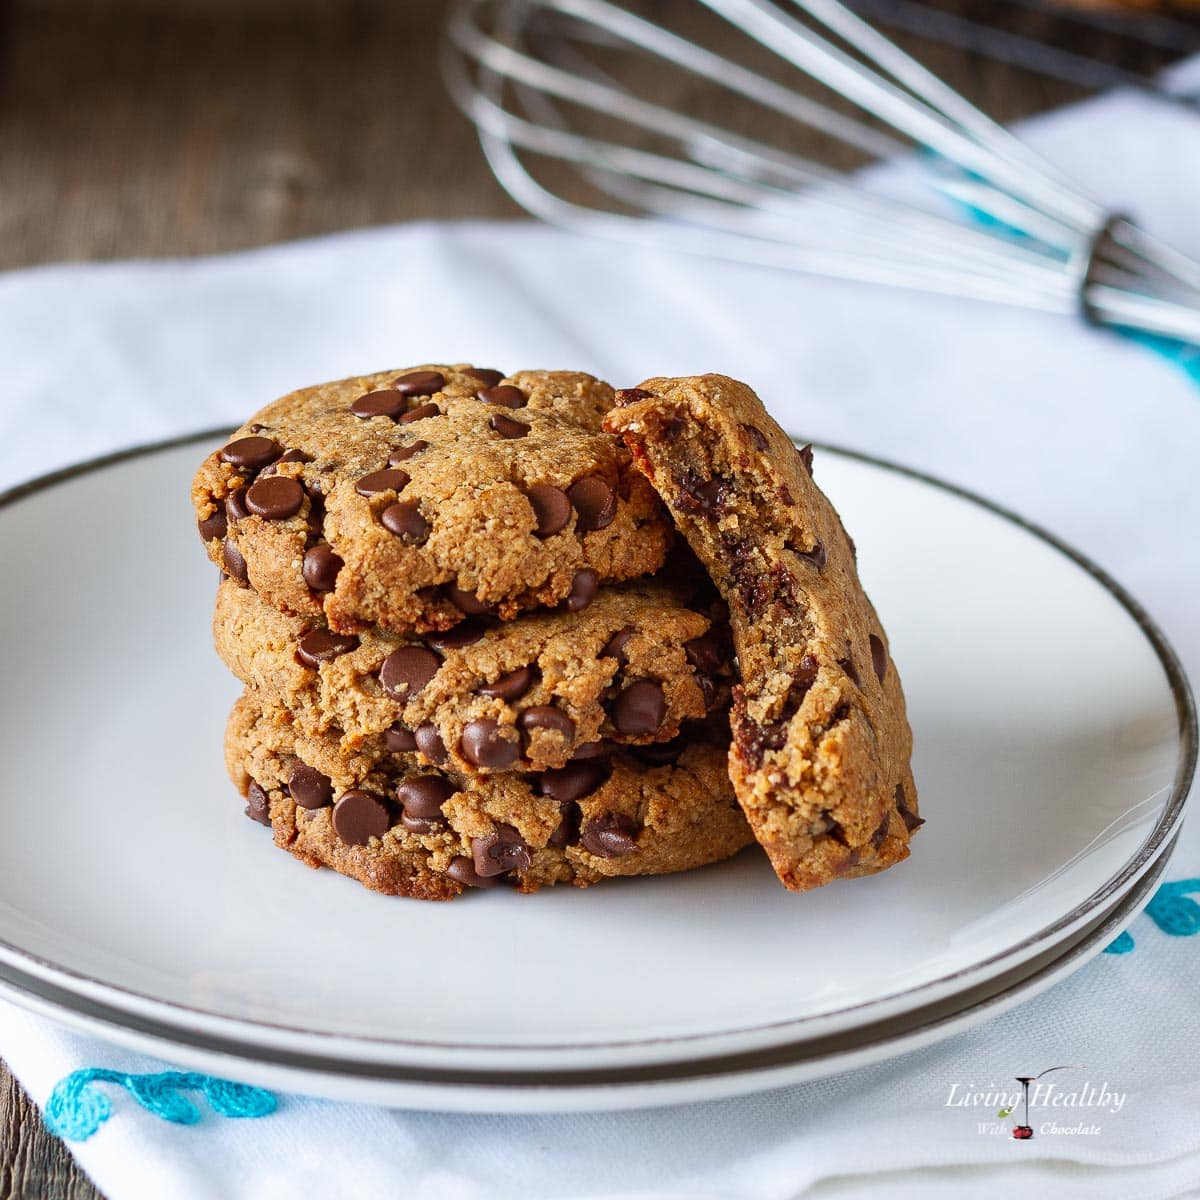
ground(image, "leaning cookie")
xmin=606 ymin=375 xmax=919 ymax=892
xmin=214 ymin=572 xmax=733 ymax=774
xmin=193 ymin=366 xmax=673 ymax=634
xmin=226 ymin=693 xmax=753 ymax=899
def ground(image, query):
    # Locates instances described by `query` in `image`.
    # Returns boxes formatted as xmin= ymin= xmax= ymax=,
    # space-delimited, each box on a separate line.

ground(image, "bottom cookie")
xmin=225 ymin=693 xmax=753 ymax=899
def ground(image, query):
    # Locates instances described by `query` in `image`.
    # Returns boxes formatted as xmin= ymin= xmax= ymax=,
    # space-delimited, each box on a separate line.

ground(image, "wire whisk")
xmin=443 ymin=0 xmax=1200 ymax=346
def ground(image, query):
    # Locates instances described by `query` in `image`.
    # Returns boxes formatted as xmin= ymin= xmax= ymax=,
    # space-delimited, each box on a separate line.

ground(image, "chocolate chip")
xmin=796 ymin=540 xmax=827 ymax=570
xmin=297 ymin=629 xmax=360 ymax=667
xmin=397 ymin=774 xmax=455 ymax=819
xmin=477 ymin=384 xmax=526 ymax=408
xmin=400 ymin=402 xmax=440 ymax=425
xmin=355 ymin=468 xmax=409 ymax=497
xmin=389 ymin=440 xmax=429 ymax=464
xmin=426 ymin=620 xmax=487 ymax=652
xmin=302 ymin=545 xmax=343 ymax=592
xmin=613 ymin=387 xmax=652 ymax=406
xmin=379 ymin=646 xmax=442 ymax=700
xmin=332 ymin=789 xmax=392 ymax=845
xmin=490 ymin=413 xmax=530 ymax=439
xmin=696 ymin=673 xmax=718 ymax=709
xmin=447 ymin=585 xmax=492 ymax=616
xmin=220 ymin=436 xmax=281 ymax=470
xmin=601 ymin=626 xmax=635 ymax=665
xmin=385 ymin=723 xmax=418 ymax=752
xmin=677 ymin=470 xmax=727 ymax=515
xmin=198 ymin=509 xmax=227 ymax=542
xmin=538 ymin=760 xmax=608 ymax=803
xmin=571 ymin=741 xmax=605 ymax=759
xmin=610 ymin=679 xmax=665 ymax=735
xmin=471 ymin=824 xmax=532 ymax=876
xmin=896 ymin=783 xmax=924 ymax=832
xmin=465 ymin=367 xmax=505 ymax=387
xmin=275 ymin=448 xmax=313 ymax=466
xmin=245 ymin=476 xmax=305 ymax=520
xmin=566 ymin=569 xmax=598 ymax=612
xmin=446 ymin=855 xmax=500 ymax=889
xmin=381 ymin=501 xmax=429 ymax=542
xmin=478 ymin=665 xmax=535 ymax=701
xmin=460 ymin=719 xmax=521 ymax=769
xmin=778 ymin=485 xmax=796 ymax=506
xmin=798 ymin=443 xmax=815 ymax=475
xmin=400 ymin=813 xmax=439 ymax=835
xmin=352 ymin=389 xmax=406 ymax=420
xmin=288 ymin=762 xmax=333 ymax=809
xmin=870 ymin=633 xmax=888 ymax=683
xmin=569 ymin=476 xmax=617 ymax=532
xmin=548 ymin=802 xmax=582 ymax=848
xmin=871 ymin=813 xmax=891 ymax=850
xmin=580 ymin=812 xmax=639 ymax=857
xmin=632 ymin=740 xmax=685 ymax=766
xmin=519 ymin=706 xmax=575 ymax=739
xmin=684 ymin=629 xmax=725 ymax=674
xmin=393 ymin=370 xmax=445 ymax=396
xmin=415 ymin=723 xmax=448 ymax=764
xmin=839 ymin=656 xmax=861 ymax=688
xmin=741 ymin=423 xmax=769 ymax=452
xmin=226 ymin=487 xmax=249 ymax=523
xmin=526 ymin=484 xmax=571 ymax=538
xmin=245 ymin=780 xmax=271 ymax=825
xmin=223 ymin=537 xmax=248 ymax=583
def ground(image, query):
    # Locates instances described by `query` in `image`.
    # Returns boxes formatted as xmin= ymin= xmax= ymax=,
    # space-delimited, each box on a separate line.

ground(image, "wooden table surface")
xmin=0 ymin=0 xmax=1189 ymax=1195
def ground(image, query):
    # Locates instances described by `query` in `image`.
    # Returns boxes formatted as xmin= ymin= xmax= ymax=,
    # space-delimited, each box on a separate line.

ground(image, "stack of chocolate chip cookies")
xmin=194 ymin=365 xmax=921 ymax=899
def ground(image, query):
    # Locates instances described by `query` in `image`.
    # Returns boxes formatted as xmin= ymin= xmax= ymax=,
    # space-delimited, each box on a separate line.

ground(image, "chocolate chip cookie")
xmin=606 ymin=375 xmax=919 ymax=891
xmin=227 ymin=692 xmax=752 ymax=899
xmin=193 ymin=366 xmax=672 ymax=634
xmin=214 ymin=567 xmax=733 ymax=773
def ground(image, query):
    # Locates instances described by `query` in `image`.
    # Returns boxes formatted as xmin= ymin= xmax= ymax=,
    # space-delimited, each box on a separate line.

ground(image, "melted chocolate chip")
xmin=397 ymin=774 xmax=455 ymax=819
xmin=302 ymin=545 xmax=343 ymax=592
xmin=465 ymin=367 xmax=505 ymax=387
xmin=352 ymin=389 xmax=406 ymax=420
xmin=447 ymin=585 xmax=492 ymax=616
xmin=797 ymin=540 xmax=827 ymax=570
xmin=871 ymin=813 xmax=891 ymax=850
xmin=415 ymin=723 xmax=448 ymax=764
xmin=245 ymin=780 xmax=271 ymax=826
xmin=610 ymin=679 xmax=666 ymax=735
xmin=471 ymin=824 xmax=532 ymax=877
xmin=601 ymin=626 xmax=635 ymax=666
xmin=379 ymin=646 xmax=442 ymax=700
xmin=381 ymin=501 xmax=429 ymax=542
xmin=393 ymin=370 xmax=445 ymax=396
xmin=676 ymin=469 xmax=728 ymax=515
xmin=385 ymin=724 xmax=418 ymax=752
xmin=896 ymin=783 xmax=924 ymax=831
xmin=446 ymin=855 xmax=501 ymax=888
xmin=222 ymin=537 xmax=248 ymax=583
xmin=198 ymin=509 xmax=227 ymax=542
xmin=526 ymin=484 xmax=572 ymax=538
xmin=288 ymin=762 xmax=333 ymax=809
xmin=519 ymin=706 xmax=575 ymax=739
xmin=580 ymin=812 xmax=639 ymax=857
xmin=245 ymin=476 xmax=305 ymax=520
xmin=684 ymin=628 xmax=725 ymax=674
xmin=355 ymin=468 xmax=409 ymax=497
xmin=478 ymin=665 xmax=535 ymax=701
xmin=632 ymin=740 xmax=686 ymax=766
xmin=332 ymin=789 xmax=392 ymax=845
xmin=568 ymin=476 xmax=617 ymax=532
xmin=460 ymin=719 xmax=521 ymax=769
xmin=296 ymin=630 xmax=360 ymax=667
xmin=490 ymin=413 xmax=530 ymax=439
xmin=870 ymin=633 xmax=888 ymax=683
xmin=389 ymin=440 xmax=429 ymax=464
xmin=399 ymin=402 xmax=440 ymax=424
xmin=566 ymin=569 xmax=598 ymax=612
xmin=477 ymin=384 xmax=526 ymax=408
xmin=613 ymin=387 xmax=652 ymax=406
xmin=220 ymin=436 xmax=281 ymax=470
xmin=798 ymin=443 xmax=815 ymax=475
xmin=539 ymin=761 xmax=609 ymax=803
xmin=426 ymin=620 xmax=487 ymax=652
xmin=548 ymin=802 xmax=582 ymax=848
xmin=839 ymin=656 xmax=861 ymax=689
xmin=741 ymin=423 xmax=769 ymax=452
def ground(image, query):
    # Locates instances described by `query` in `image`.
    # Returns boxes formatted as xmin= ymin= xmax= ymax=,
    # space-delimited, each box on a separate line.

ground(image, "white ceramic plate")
xmin=0 ymin=434 xmax=1191 ymax=1079
xmin=0 ymin=832 xmax=1172 ymax=1112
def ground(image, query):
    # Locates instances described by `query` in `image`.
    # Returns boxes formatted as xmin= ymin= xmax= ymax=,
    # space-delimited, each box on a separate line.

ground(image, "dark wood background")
xmin=0 ymin=0 xmax=1191 ymax=1195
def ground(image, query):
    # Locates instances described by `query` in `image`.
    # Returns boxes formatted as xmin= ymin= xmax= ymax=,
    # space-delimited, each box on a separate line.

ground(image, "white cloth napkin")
xmin=2 ymin=71 xmax=1199 ymax=1200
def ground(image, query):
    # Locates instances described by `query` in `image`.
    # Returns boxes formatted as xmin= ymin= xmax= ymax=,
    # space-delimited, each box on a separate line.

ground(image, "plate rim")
xmin=0 ymin=428 xmax=1194 ymax=1059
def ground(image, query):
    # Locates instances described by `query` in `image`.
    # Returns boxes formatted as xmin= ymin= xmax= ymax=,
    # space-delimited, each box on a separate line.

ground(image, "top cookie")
xmin=193 ymin=366 xmax=673 ymax=634
xmin=606 ymin=375 xmax=920 ymax=892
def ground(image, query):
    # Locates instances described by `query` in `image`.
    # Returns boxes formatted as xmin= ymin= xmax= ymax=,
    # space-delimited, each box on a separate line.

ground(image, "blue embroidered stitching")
xmin=1104 ymin=877 xmax=1200 ymax=955
xmin=44 ymin=1069 xmax=277 ymax=1141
